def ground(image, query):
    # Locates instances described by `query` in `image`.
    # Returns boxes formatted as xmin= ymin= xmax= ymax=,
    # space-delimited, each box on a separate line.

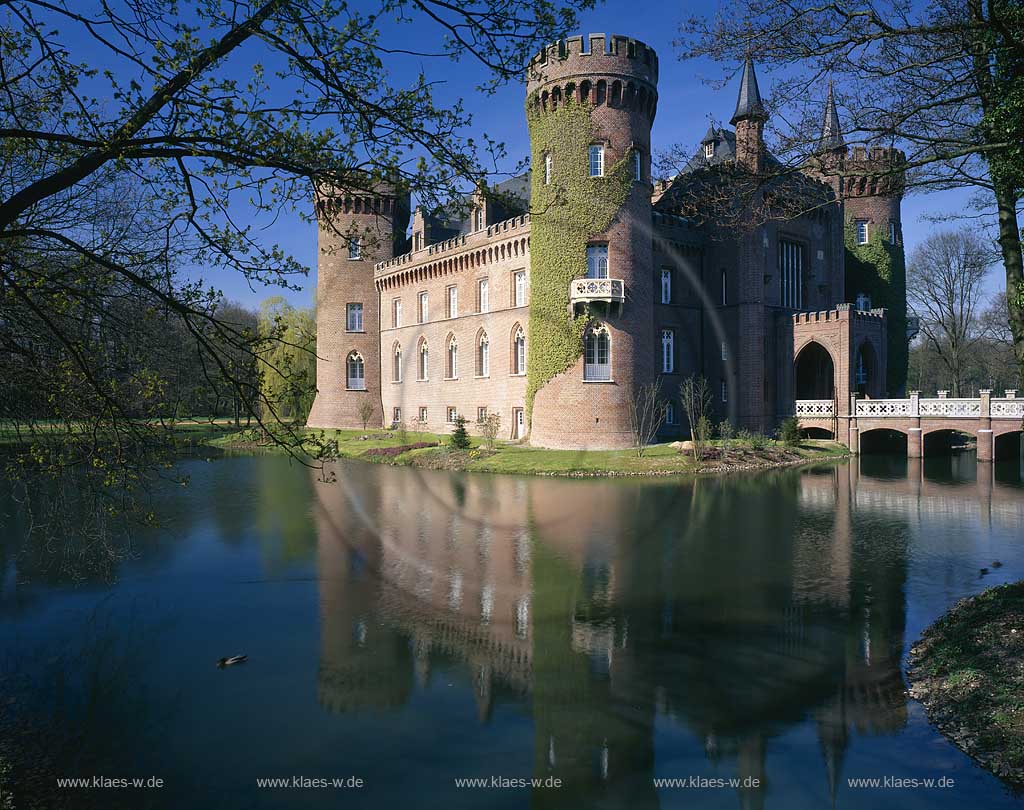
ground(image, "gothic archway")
xmin=795 ymin=341 xmax=835 ymax=400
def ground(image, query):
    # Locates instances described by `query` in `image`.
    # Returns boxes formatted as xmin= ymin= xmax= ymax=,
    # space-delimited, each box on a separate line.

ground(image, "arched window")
xmin=512 ymin=326 xmax=526 ymax=375
xmin=418 ymin=339 xmax=429 ymax=381
xmin=346 ymin=352 xmax=365 ymax=390
xmin=580 ymin=80 xmax=592 ymax=103
xmin=596 ymin=80 xmax=607 ymax=106
xmin=584 ymin=325 xmax=611 ymax=381
xmin=476 ymin=332 xmax=490 ymax=377
xmin=392 ymin=343 xmax=402 ymax=382
xmin=447 ymin=335 xmax=458 ymax=379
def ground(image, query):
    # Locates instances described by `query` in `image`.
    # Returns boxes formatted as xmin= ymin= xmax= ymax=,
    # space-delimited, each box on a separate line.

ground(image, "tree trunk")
xmin=993 ymin=179 xmax=1024 ymax=386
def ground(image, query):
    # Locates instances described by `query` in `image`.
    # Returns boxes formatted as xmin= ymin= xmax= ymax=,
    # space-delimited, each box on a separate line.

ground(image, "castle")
xmin=306 ymin=34 xmax=907 ymax=450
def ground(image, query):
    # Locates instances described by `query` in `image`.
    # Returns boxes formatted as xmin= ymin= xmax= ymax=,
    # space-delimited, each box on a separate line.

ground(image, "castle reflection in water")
xmin=311 ymin=458 xmax=1023 ymax=809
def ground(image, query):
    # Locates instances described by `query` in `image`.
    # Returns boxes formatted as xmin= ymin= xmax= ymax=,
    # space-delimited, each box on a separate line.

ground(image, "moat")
xmin=1 ymin=452 xmax=1023 ymax=809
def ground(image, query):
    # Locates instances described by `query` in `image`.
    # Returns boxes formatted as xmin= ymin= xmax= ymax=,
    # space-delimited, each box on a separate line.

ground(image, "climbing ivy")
xmin=525 ymin=99 xmax=634 ymax=420
xmin=845 ymin=222 xmax=908 ymax=394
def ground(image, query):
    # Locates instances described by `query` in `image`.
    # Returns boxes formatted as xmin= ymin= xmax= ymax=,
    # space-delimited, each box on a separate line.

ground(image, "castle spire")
xmin=819 ymin=80 xmax=844 ymax=152
xmin=730 ymin=57 xmax=766 ymax=125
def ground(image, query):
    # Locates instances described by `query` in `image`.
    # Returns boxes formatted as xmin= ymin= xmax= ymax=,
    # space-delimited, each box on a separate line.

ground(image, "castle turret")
xmin=525 ymin=34 xmax=658 ymax=449
xmin=307 ymin=179 xmax=410 ymax=428
xmin=731 ymin=58 xmax=767 ymax=174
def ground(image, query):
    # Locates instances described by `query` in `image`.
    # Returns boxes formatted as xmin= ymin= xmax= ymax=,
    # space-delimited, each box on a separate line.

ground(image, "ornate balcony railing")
xmin=855 ymin=399 xmax=912 ymax=417
xmin=918 ymin=398 xmax=982 ymax=417
xmin=569 ymin=277 xmax=624 ymax=306
xmin=795 ymin=400 xmax=835 ymax=417
xmin=991 ymin=398 xmax=1024 ymax=419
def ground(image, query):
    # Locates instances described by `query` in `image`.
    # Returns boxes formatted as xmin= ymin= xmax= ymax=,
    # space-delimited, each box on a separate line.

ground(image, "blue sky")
xmin=77 ymin=0 xmax=986 ymax=310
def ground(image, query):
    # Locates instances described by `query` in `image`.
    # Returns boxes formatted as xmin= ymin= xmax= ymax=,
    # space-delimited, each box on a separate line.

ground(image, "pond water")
xmin=1 ymin=452 xmax=1023 ymax=809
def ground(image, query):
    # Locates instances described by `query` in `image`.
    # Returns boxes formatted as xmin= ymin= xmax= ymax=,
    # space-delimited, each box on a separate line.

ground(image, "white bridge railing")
xmin=795 ymin=400 xmax=835 ymax=417
xmin=795 ymin=391 xmax=1023 ymax=420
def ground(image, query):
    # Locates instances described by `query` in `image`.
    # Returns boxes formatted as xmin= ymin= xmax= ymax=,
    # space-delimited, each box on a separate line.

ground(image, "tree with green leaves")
xmin=257 ymin=296 xmax=316 ymax=422
xmin=678 ymin=0 xmax=1024 ymax=385
xmin=0 ymin=0 xmax=596 ymax=510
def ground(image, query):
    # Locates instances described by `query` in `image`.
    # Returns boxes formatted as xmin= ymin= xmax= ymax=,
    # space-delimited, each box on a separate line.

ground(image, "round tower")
xmin=525 ymin=34 xmax=658 ymax=450
xmin=307 ymin=179 xmax=410 ymax=429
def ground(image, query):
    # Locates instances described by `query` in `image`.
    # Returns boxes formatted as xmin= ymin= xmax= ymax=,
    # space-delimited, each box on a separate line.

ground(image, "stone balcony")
xmin=569 ymin=277 xmax=625 ymax=308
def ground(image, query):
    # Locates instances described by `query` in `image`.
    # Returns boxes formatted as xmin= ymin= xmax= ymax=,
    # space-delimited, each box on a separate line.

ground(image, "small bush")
xmin=778 ymin=416 xmax=802 ymax=446
xmin=718 ymin=419 xmax=734 ymax=451
xmin=449 ymin=415 xmax=471 ymax=450
xmin=737 ymin=429 xmax=769 ymax=451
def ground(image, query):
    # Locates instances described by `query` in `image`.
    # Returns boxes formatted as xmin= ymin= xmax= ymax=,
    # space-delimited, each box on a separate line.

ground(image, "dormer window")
xmin=704 ymin=142 xmax=714 ymax=160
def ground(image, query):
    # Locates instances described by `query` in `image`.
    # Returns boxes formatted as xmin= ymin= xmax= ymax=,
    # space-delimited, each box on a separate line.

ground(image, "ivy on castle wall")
xmin=844 ymin=222 xmax=908 ymax=394
xmin=525 ymin=99 xmax=634 ymax=420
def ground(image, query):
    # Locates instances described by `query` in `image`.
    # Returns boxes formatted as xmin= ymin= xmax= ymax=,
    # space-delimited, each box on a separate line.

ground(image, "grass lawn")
xmin=909 ymin=581 xmax=1024 ymax=786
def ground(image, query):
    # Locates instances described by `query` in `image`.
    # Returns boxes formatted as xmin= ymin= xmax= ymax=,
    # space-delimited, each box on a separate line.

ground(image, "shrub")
xmin=363 ymin=441 xmax=437 ymax=458
xmin=737 ymin=429 xmax=769 ymax=451
xmin=449 ymin=415 xmax=471 ymax=450
xmin=479 ymin=413 xmax=501 ymax=451
xmin=358 ymin=400 xmax=375 ymax=430
xmin=778 ymin=416 xmax=802 ymax=446
xmin=718 ymin=419 xmax=734 ymax=451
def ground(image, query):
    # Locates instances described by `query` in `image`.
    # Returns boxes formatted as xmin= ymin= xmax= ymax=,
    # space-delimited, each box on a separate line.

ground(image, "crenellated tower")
xmin=806 ymin=86 xmax=908 ymax=394
xmin=524 ymin=34 xmax=658 ymax=449
xmin=307 ymin=179 xmax=410 ymax=429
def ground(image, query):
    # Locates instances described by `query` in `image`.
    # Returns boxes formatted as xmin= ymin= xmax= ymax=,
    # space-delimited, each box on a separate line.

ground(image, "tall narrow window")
xmin=660 ymin=268 xmax=672 ymax=304
xmin=513 ymin=270 xmax=527 ymax=306
xmin=478 ymin=278 xmax=489 ymax=313
xmin=418 ymin=406 xmax=428 ymax=423
xmin=633 ymin=150 xmax=642 ymax=182
xmin=666 ymin=402 xmax=676 ymax=425
xmin=348 ymin=236 xmax=361 ymax=260
xmin=544 ymin=153 xmax=552 ymax=185
xmin=721 ymin=341 xmax=728 ymax=361
xmin=392 ymin=298 xmax=402 ymax=328
xmin=586 ymin=245 xmax=608 ymax=279
xmin=512 ymin=327 xmax=526 ymax=375
xmin=720 ymin=269 xmax=728 ymax=306
xmin=393 ymin=407 xmax=401 ymax=424
xmin=855 ymin=219 xmax=869 ymax=245
xmin=346 ymin=303 xmax=363 ymax=332
xmin=346 ymin=352 xmax=365 ymax=390
xmin=889 ymin=221 xmax=898 ymax=244
xmin=721 ymin=380 xmax=728 ymax=402
xmin=447 ymin=285 xmax=458 ymax=318
xmin=704 ymin=142 xmax=714 ymax=160
xmin=418 ymin=341 xmax=429 ymax=380
xmin=584 ymin=326 xmax=611 ymax=381
xmin=418 ymin=291 xmax=428 ymax=323
xmin=779 ymin=239 xmax=804 ymax=309
xmin=589 ymin=145 xmax=604 ymax=177
xmin=661 ymin=329 xmax=674 ymax=373
xmin=447 ymin=336 xmax=458 ymax=379
xmin=392 ymin=344 xmax=402 ymax=382
xmin=476 ymin=333 xmax=490 ymax=377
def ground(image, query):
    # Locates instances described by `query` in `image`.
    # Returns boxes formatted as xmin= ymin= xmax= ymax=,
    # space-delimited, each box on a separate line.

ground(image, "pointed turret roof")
xmin=730 ymin=57 xmax=766 ymax=124
xmin=819 ymin=81 xmax=844 ymax=152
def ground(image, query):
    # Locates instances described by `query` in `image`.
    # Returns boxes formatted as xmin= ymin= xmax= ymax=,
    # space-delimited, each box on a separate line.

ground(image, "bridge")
xmin=796 ymin=389 xmax=1024 ymax=461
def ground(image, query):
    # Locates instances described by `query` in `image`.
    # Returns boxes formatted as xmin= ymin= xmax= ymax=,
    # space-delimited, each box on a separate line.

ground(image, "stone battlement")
xmin=792 ymin=304 xmax=887 ymax=325
xmin=527 ymin=33 xmax=658 ymax=94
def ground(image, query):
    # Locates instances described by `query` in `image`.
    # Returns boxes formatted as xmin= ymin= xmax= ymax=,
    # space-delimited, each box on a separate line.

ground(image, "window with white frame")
xmin=476 ymin=332 xmax=490 ymax=377
xmin=661 ymin=329 xmax=674 ymax=373
xmin=512 ymin=327 xmax=526 ymax=375
xmin=666 ymin=402 xmax=677 ymax=424
xmin=721 ymin=341 xmax=728 ymax=361
xmin=418 ymin=291 xmax=428 ymax=323
xmin=513 ymin=270 xmax=527 ymax=306
xmin=586 ymin=245 xmax=608 ymax=279
xmin=474 ymin=208 xmax=483 ymax=231
xmin=418 ymin=406 xmax=427 ymax=422
xmin=721 ymin=380 xmax=728 ymax=402
xmin=544 ymin=153 xmax=552 ymax=185
xmin=447 ymin=285 xmax=458 ymax=318
xmin=660 ymin=268 xmax=671 ymax=304
xmin=346 ymin=302 xmax=363 ymax=332
xmin=588 ymin=145 xmax=604 ymax=177
xmin=346 ymin=352 xmax=365 ymax=390
xmin=477 ymin=406 xmax=488 ymax=423
xmin=478 ymin=278 xmax=489 ymax=313
xmin=392 ymin=344 xmax=402 ymax=382
xmin=418 ymin=341 xmax=429 ymax=380
xmin=446 ymin=406 xmax=458 ymax=423
xmin=348 ymin=236 xmax=361 ymax=260
xmin=446 ymin=336 xmax=458 ymax=378
xmin=392 ymin=298 xmax=402 ymax=328
xmin=704 ymin=142 xmax=714 ymax=160
xmin=779 ymin=239 xmax=804 ymax=309
xmin=855 ymin=219 xmax=869 ymax=245
xmin=393 ymin=407 xmax=401 ymax=424
xmin=584 ymin=326 xmax=611 ymax=381
xmin=633 ymin=150 xmax=642 ymax=182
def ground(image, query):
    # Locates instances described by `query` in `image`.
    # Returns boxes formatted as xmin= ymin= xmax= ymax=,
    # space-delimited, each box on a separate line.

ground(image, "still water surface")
xmin=1 ymin=452 xmax=1023 ymax=809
